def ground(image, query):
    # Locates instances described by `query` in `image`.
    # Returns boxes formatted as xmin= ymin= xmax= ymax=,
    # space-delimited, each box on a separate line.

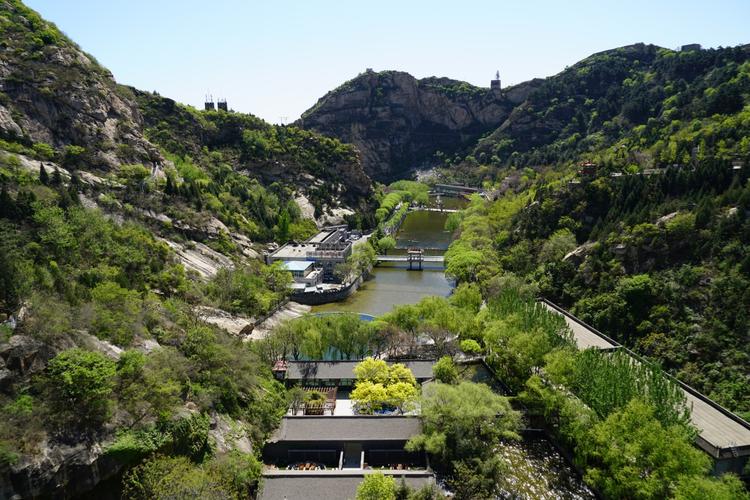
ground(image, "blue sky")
xmin=25 ymin=0 xmax=750 ymax=123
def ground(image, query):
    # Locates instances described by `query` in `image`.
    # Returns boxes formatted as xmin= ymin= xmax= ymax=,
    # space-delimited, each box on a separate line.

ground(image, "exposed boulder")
xmin=195 ymin=306 xmax=254 ymax=337
xmin=161 ymin=238 xmax=233 ymax=279
xmin=209 ymin=414 xmax=253 ymax=455
xmin=563 ymin=242 xmax=598 ymax=266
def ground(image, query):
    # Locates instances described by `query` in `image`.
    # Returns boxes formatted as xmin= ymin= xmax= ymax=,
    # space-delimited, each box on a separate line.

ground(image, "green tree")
xmin=582 ymin=399 xmax=710 ymax=500
xmin=32 ymin=142 xmax=55 ymax=160
xmin=378 ymin=236 xmax=396 ymax=255
xmin=538 ymin=228 xmax=577 ymax=264
xmin=354 ymin=357 xmax=390 ymax=384
xmin=433 ymin=356 xmax=458 ymax=384
xmin=350 ymin=243 xmax=377 ymax=276
xmin=123 ymin=455 xmax=235 ymax=500
xmin=407 ymin=382 xmax=521 ymax=462
xmin=387 ymin=381 xmax=418 ymax=413
xmin=277 ymin=208 xmax=291 ymax=242
xmin=356 ymin=472 xmax=396 ymax=500
xmin=91 ymin=281 xmax=143 ymax=345
xmin=445 ymin=247 xmax=483 ymax=283
xmin=459 ymin=339 xmax=482 ymax=355
xmin=449 ymin=283 xmax=482 ymax=312
xmin=444 ymin=212 xmax=462 ymax=233
xmin=44 ymin=349 xmax=116 ymax=427
xmin=351 ymin=381 xmax=389 ymax=414
xmin=407 ymin=382 xmax=520 ymax=499
xmin=352 ymin=359 xmax=418 ymax=414
xmin=672 ymin=473 xmax=749 ymax=500
xmin=38 ymin=164 xmax=49 ymax=185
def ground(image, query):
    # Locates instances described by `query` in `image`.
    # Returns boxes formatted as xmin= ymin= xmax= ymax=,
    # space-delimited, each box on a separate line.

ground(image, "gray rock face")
xmin=0 ymin=335 xmax=53 ymax=385
xmin=0 ymin=8 xmax=160 ymax=170
xmin=0 ymin=438 xmax=124 ymax=500
xmin=299 ymin=70 xmax=538 ymax=181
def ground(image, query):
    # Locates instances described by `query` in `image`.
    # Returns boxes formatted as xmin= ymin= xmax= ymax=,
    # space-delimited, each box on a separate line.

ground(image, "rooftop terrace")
xmin=281 ymin=360 xmax=435 ymax=382
xmin=268 ymin=416 xmax=423 ymax=443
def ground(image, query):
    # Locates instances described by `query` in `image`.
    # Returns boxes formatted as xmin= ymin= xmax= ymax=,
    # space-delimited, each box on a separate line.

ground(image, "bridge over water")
xmin=376 ymin=255 xmax=444 ymax=263
xmin=541 ymin=299 xmax=750 ymax=473
xmin=408 ymin=207 xmax=459 ymax=214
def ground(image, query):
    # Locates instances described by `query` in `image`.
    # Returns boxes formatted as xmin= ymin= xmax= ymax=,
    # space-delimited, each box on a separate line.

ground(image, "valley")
xmin=1 ymin=1 xmax=750 ymax=498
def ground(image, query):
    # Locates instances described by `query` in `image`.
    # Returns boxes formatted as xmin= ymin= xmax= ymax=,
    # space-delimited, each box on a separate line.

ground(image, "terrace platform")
xmin=259 ymin=470 xmax=435 ymax=500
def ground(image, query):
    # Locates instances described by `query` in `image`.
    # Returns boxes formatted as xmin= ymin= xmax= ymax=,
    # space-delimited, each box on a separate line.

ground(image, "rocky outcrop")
xmin=0 ymin=335 xmax=61 ymax=390
xmin=195 ymin=306 xmax=254 ymax=337
xmin=0 ymin=437 xmax=126 ymax=500
xmin=247 ymin=302 xmax=311 ymax=340
xmin=161 ymin=238 xmax=234 ymax=279
xmin=299 ymin=70 xmax=539 ymax=181
xmin=0 ymin=2 xmax=160 ymax=169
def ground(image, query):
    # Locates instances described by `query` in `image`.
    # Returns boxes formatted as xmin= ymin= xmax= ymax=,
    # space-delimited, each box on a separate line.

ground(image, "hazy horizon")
xmin=25 ymin=0 xmax=750 ymax=124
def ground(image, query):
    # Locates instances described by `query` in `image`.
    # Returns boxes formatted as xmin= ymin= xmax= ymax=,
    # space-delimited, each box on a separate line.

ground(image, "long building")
xmin=541 ymin=299 xmax=750 ymax=475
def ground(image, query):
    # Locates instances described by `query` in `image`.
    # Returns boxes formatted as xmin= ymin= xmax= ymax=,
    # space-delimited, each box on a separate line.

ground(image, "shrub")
xmin=43 ymin=348 xmax=116 ymax=427
xmin=433 ymin=356 xmax=458 ymax=384
xmin=356 ymin=472 xmax=396 ymax=500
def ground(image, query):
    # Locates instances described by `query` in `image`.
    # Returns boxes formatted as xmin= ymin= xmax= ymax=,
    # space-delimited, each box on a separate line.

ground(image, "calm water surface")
xmin=313 ymin=207 xmax=456 ymax=316
xmin=312 ymin=264 xmax=453 ymax=317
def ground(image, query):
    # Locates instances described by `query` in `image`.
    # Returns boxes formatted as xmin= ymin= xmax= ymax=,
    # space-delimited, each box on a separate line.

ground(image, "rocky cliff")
xmin=0 ymin=1 xmax=160 ymax=169
xmin=299 ymin=69 xmax=540 ymax=181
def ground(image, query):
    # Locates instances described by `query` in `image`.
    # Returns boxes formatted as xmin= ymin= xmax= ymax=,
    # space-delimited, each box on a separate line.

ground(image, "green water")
xmin=395 ymin=210 xmax=452 ymax=251
xmin=312 ymin=208 xmax=455 ymax=316
xmin=429 ymin=195 xmax=470 ymax=210
xmin=312 ymin=264 xmax=453 ymax=317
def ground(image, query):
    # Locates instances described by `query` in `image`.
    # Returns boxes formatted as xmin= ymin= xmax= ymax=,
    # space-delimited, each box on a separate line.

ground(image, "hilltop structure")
xmin=490 ymin=69 xmax=501 ymax=90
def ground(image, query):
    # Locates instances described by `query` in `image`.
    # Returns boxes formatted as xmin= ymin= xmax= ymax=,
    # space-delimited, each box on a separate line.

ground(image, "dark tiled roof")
xmin=269 ymin=416 xmax=422 ymax=442
xmin=285 ymin=360 xmax=434 ymax=381
xmin=260 ymin=471 xmax=435 ymax=500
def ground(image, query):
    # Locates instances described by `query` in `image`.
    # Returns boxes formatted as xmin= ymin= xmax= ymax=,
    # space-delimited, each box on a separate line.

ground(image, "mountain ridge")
xmin=298 ymin=68 xmax=541 ymax=181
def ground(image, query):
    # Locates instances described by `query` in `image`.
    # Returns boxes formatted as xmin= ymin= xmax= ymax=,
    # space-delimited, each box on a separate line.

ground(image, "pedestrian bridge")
xmin=376 ymin=255 xmax=444 ymax=263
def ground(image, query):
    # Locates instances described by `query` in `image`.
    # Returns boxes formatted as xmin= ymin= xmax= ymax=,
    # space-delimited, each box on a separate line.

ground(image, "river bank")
xmin=312 ymin=197 xmax=460 ymax=316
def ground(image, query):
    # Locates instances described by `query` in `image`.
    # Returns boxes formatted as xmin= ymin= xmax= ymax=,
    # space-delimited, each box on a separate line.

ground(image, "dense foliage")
xmin=0 ymin=151 xmax=287 ymax=491
xmin=350 ymin=358 xmax=418 ymax=414
xmin=406 ymin=382 xmax=521 ymax=499
xmin=136 ymin=91 xmax=375 ymax=236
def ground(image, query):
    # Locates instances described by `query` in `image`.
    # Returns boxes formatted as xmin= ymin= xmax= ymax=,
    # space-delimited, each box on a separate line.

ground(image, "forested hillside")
xmin=2 ymin=0 xmax=750 ymax=496
xmin=444 ymin=42 xmax=750 ymax=182
xmin=0 ymin=1 xmax=372 ymax=496
xmin=441 ymin=43 xmax=750 ymax=419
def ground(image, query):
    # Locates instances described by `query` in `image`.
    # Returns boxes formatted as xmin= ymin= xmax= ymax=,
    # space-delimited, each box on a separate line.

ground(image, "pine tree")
xmin=58 ymin=187 xmax=72 ymax=209
xmin=51 ymin=167 xmax=62 ymax=186
xmin=15 ymin=190 xmax=35 ymax=219
xmin=68 ymin=173 xmax=80 ymax=204
xmin=39 ymin=163 xmax=49 ymax=185
xmin=165 ymin=175 xmax=175 ymax=195
xmin=0 ymin=185 xmax=15 ymax=219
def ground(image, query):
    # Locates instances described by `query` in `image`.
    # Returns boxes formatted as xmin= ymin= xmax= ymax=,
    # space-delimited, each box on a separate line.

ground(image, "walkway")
xmin=540 ymin=299 xmax=750 ymax=460
xmin=376 ymin=255 xmax=444 ymax=263
xmin=409 ymin=207 xmax=459 ymax=213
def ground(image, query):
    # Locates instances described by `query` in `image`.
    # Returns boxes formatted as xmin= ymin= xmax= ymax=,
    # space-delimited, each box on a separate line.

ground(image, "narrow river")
xmin=312 ymin=204 xmax=457 ymax=317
